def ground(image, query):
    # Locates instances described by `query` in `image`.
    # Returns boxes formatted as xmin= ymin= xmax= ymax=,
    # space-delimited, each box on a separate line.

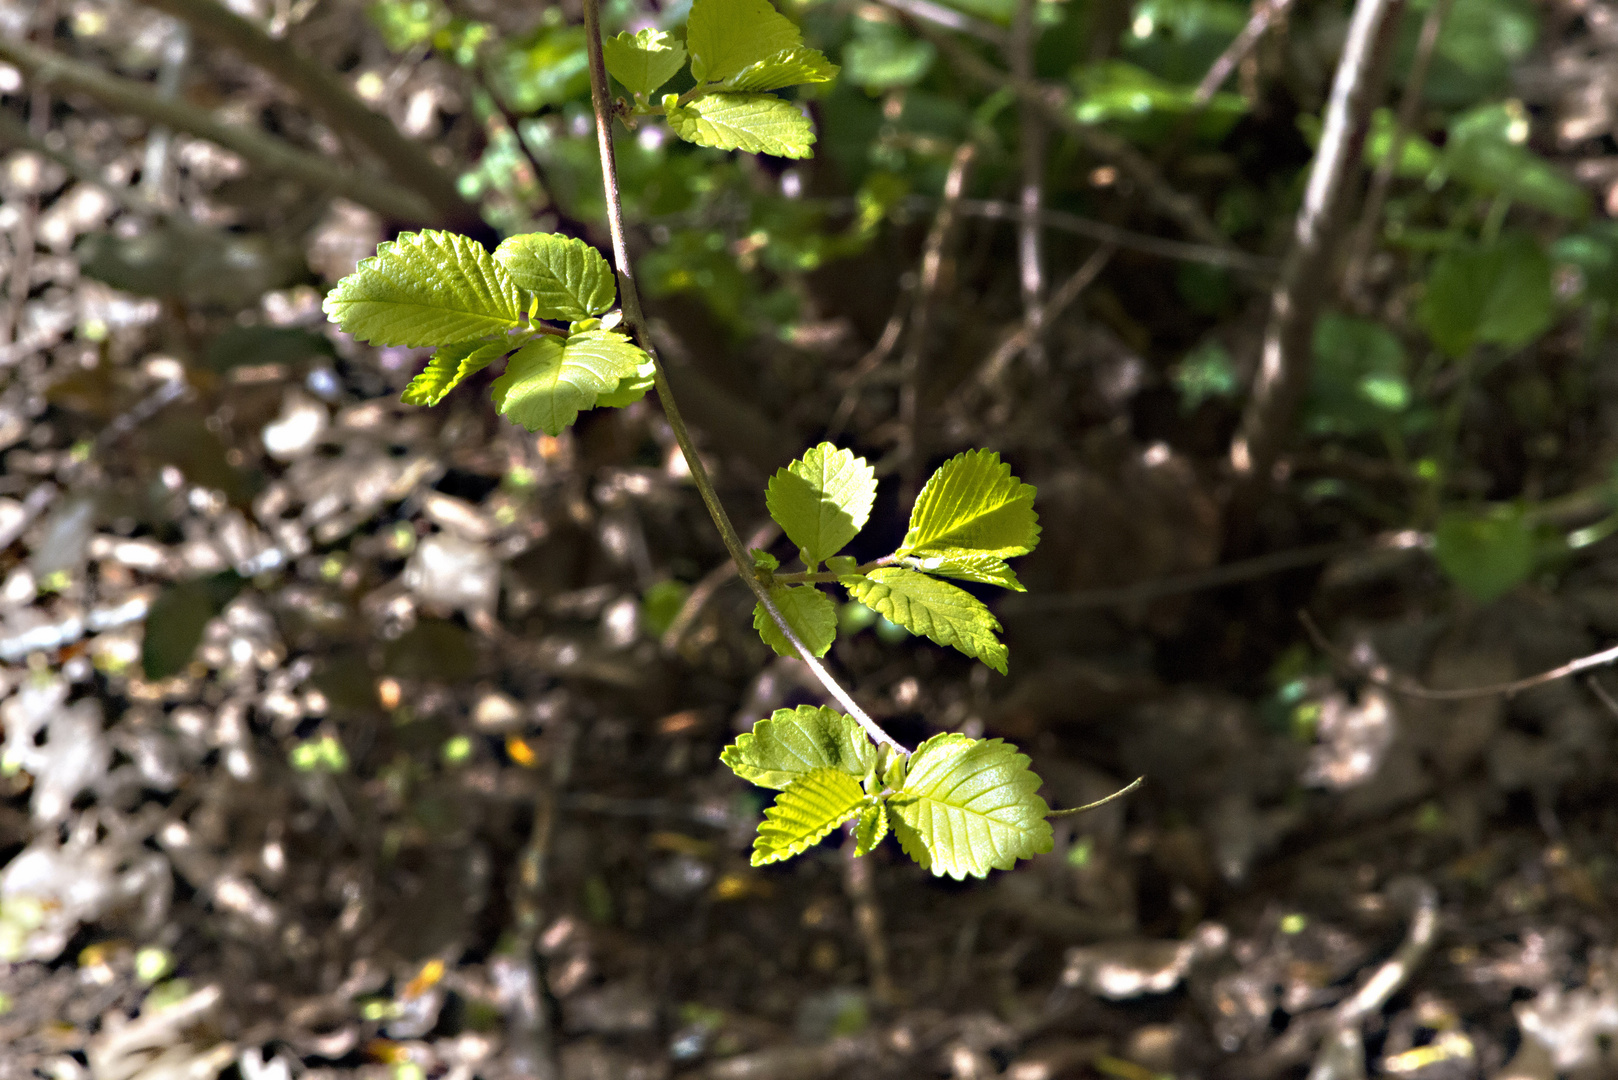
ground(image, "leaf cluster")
xmin=752 ymin=445 xmax=1039 ymax=675
xmin=723 ymin=706 xmax=1053 ymax=878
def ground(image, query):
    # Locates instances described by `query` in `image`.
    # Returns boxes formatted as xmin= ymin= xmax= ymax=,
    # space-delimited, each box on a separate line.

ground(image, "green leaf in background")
xmin=1306 ymin=313 xmax=1410 ymax=436
xmin=493 ymin=233 xmax=617 ymax=321
xmin=843 ymin=17 xmax=935 ymax=92
xmin=753 ymin=584 xmax=838 ymax=658
xmin=722 ymin=46 xmax=839 ymax=92
xmin=853 ymin=801 xmax=888 ymax=856
xmin=1363 ymin=107 xmax=1441 ymax=180
xmin=686 ymin=0 xmax=804 ymax=84
xmin=900 ymin=449 xmax=1040 ymax=560
xmin=488 ymin=25 xmax=590 ymax=112
xmin=842 ymin=567 xmax=1008 ymax=673
xmin=490 ymin=330 xmax=646 ymax=435
xmin=1433 ymin=505 xmax=1539 ymax=602
xmin=887 ymin=734 xmax=1052 ymax=879
xmin=402 ymin=336 xmax=512 ymax=407
xmin=1443 ymin=102 xmax=1589 ymax=219
xmin=765 ymin=443 xmax=877 ymax=566
xmin=1408 ymin=0 xmax=1536 ymax=107
xmin=322 ymin=230 xmax=521 ymax=347
xmin=751 ymin=768 xmax=865 ymax=866
xmin=202 ymin=325 xmax=335 ymax=372
xmin=1418 ymin=235 xmax=1554 ymax=357
xmin=907 ymin=549 xmax=1025 ymax=592
xmin=1071 ymin=60 xmax=1246 ymax=144
xmin=1172 ymin=340 xmax=1240 ymax=412
xmin=667 ymin=93 xmax=816 ymax=158
xmin=721 ymin=705 xmax=875 ymax=790
xmin=142 ymin=574 xmax=244 ymax=681
xmin=602 ymin=29 xmax=687 ymax=96
xmin=1554 ymin=224 xmax=1618 ymax=304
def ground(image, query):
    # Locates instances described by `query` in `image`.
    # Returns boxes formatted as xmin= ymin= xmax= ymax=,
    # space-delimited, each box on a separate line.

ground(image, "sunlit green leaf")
xmin=402 ymin=337 xmax=513 ymax=406
xmin=853 ymin=801 xmax=888 ymax=856
xmin=765 ymin=443 xmax=877 ymax=567
xmin=753 ymin=584 xmax=838 ymax=658
xmin=842 ymin=567 xmax=1008 ymax=673
xmin=603 ymin=28 xmax=687 ymax=96
xmin=751 ymin=768 xmax=864 ymax=866
xmin=722 ymin=705 xmax=875 ymax=790
xmin=490 ymin=330 xmax=646 ymax=435
xmin=843 ymin=17 xmax=934 ymax=92
xmin=722 ymin=46 xmax=839 ymax=92
xmin=888 ymin=734 xmax=1052 ymax=879
xmin=907 ymin=549 xmax=1025 ymax=592
xmin=667 ymin=93 xmax=816 ymax=158
xmin=322 ymin=230 xmax=521 ymax=347
xmin=593 ymin=354 xmax=656 ymax=409
xmin=686 ymin=0 xmax=804 ymax=84
xmin=493 ymin=233 xmax=616 ymax=321
xmin=900 ymin=449 xmax=1040 ymax=560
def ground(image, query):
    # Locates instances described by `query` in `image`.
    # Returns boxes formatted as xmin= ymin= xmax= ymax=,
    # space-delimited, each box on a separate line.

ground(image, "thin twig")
xmin=1010 ymin=0 xmax=1046 ymax=371
xmin=661 ymin=521 xmax=780 ymax=654
xmin=916 ymin=25 xmax=1234 ymax=250
xmin=899 ymin=141 xmax=977 ymax=504
xmin=0 ymin=35 xmax=436 ymax=224
xmin=137 ymin=0 xmax=478 ymax=229
xmin=1195 ymin=0 xmax=1297 ymax=104
xmin=825 ymin=282 xmax=912 ymax=443
xmin=878 ymin=0 xmax=1008 ymax=46
xmin=1301 ymin=610 xmax=1618 ymax=701
xmin=1340 ymin=0 xmax=1454 ymax=302
xmin=580 ymin=0 xmax=906 ymax=756
xmin=1308 ymin=879 xmax=1437 ymax=1080
xmin=1588 ymin=675 xmax=1618 ymax=717
xmin=951 ymin=198 xmax=1278 ymax=275
xmin=1227 ymin=0 xmax=1404 ymax=542
xmin=979 ymin=243 xmax=1114 ymax=386
xmin=1047 ymin=776 xmax=1144 ymax=817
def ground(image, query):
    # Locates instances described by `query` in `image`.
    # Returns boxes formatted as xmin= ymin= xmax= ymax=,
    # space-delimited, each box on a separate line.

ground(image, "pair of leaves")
xmin=602 ymin=0 xmax=838 ymax=159
xmin=323 ymin=230 xmax=651 ymax=434
xmin=725 ymin=706 xmax=1052 ymax=878
xmin=753 ymin=447 xmax=1038 ymax=675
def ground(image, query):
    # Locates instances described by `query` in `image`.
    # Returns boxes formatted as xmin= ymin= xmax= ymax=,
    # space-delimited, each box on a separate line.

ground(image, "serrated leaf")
xmin=842 ymin=567 xmax=1007 ymax=673
xmin=721 ymin=46 xmax=839 ymax=92
xmin=603 ymin=29 xmax=687 ymax=96
xmin=402 ymin=337 xmax=512 ymax=406
xmin=322 ymin=230 xmax=522 ymax=347
xmin=888 ymin=734 xmax=1052 ymax=879
xmin=908 ymin=549 xmax=1025 ymax=592
xmin=667 ymin=93 xmax=815 ymax=158
xmin=753 ymin=584 xmax=837 ymax=658
xmin=721 ymin=705 xmax=874 ymax=790
xmin=686 ymin=0 xmax=803 ymax=84
xmin=493 ymin=233 xmax=616 ymax=322
xmin=853 ymin=801 xmax=888 ymax=856
xmin=594 ymin=355 xmax=656 ymax=408
xmin=752 ymin=768 xmax=865 ymax=866
xmin=490 ymin=330 xmax=646 ymax=436
xmin=765 ymin=443 xmax=876 ymax=567
xmin=900 ymin=450 xmax=1040 ymax=560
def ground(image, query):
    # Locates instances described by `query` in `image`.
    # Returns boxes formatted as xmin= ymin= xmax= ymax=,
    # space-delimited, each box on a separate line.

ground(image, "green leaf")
xmin=1418 ymin=235 xmax=1554 ymax=358
xmin=1305 ymin=313 xmax=1410 ymax=436
xmin=753 ymin=584 xmax=838 ymax=658
xmin=888 ymin=734 xmax=1052 ymax=879
xmin=322 ymin=230 xmax=521 ymax=347
xmin=686 ymin=0 xmax=803 ymax=84
xmin=1443 ymin=102 xmax=1589 ymax=220
xmin=844 ymin=17 xmax=935 ymax=92
xmin=751 ymin=768 xmax=865 ymax=866
xmin=899 ymin=449 xmax=1040 ymax=560
xmin=667 ymin=93 xmax=816 ymax=158
xmin=908 ymin=549 xmax=1025 ymax=592
xmin=842 ymin=567 xmax=1008 ymax=673
xmin=490 ymin=330 xmax=647 ymax=436
xmin=853 ymin=801 xmax=888 ymax=856
xmin=602 ymin=29 xmax=688 ymax=96
xmin=594 ymin=355 xmax=656 ymax=409
xmin=765 ymin=443 xmax=877 ymax=566
xmin=493 ymin=233 xmax=616 ymax=322
xmin=1433 ymin=505 xmax=1539 ymax=602
xmin=721 ymin=704 xmax=875 ymax=790
xmin=722 ymin=46 xmax=839 ymax=92
xmin=402 ymin=337 xmax=513 ymax=407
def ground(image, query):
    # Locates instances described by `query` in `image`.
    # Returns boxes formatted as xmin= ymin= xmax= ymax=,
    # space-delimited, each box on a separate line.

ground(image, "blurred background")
xmin=2 ymin=0 xmax=1618 ymax=1076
